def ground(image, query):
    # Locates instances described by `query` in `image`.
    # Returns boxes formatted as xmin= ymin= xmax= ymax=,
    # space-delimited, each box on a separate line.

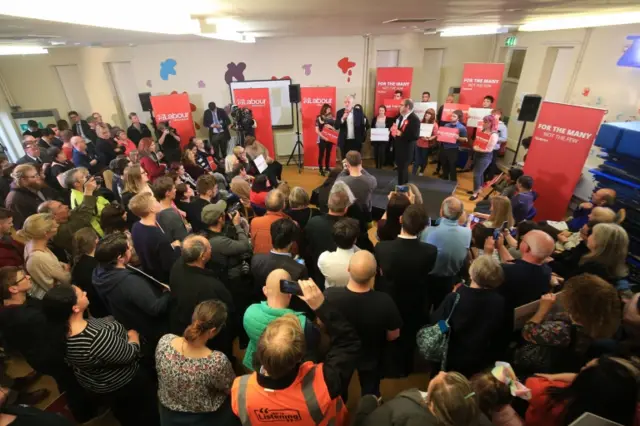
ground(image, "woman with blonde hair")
xmin=483 ymin=196 xmax=515 ymax=229
xmin=155 ymin=300 xmax=236 ymax=425
xmin=353 ymin=371 xmax=484 ymax=426
xmin=556 ymin=207 xmax=622 ymax=252
xmin=18 ymin=213 xmax=70 ymax=299
xmin=120 ymin=164 xmax=152 ymax=228
xmin=244 ymin=135 xmax=282 ymax=186
xmin=138 ymin=137 xmax=166 ymax=182
xmin=574 ymin=222 xmax=629 ymax=284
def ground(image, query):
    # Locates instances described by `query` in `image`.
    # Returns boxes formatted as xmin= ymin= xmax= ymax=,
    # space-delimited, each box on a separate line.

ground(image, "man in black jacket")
xmin=15 ymin=139 xmax=43 ymax=165
xmin=169 ymin=235 xmax=235 ymax=357
xmin=93 ymin=232 xmax=171 ymax=357
xmin=375 ymin=204 xmax=437 ymax=376
xmin=393 ymin=99 xmax=421 ymax=185
xmin=68 ymin=111 xmax=96 ymax=142
xmin=203 ymin=102 xmax=231 ymax=160
xmin=4 ymin=164 xmax=59 ymax=229
xmin=335 ymin=95 xmax=367 ymax=156
xmin=126 ymin=112 xmax=152 ymax=146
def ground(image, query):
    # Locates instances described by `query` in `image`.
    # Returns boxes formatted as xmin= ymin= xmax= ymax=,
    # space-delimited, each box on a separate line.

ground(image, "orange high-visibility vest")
xmin=231 ymin=361 xmax=348 ymax=426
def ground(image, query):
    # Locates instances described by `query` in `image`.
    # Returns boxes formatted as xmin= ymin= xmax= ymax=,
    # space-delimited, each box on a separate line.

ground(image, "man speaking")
xmin=394 ymin=99 xmax=420 ymax=185
xmin=335 ymin=95 xmax=367 ymax=156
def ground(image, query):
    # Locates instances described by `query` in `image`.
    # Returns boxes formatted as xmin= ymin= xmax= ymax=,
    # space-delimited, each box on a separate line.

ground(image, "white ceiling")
xmin=1 ymin=0 xmax=640 ymax=45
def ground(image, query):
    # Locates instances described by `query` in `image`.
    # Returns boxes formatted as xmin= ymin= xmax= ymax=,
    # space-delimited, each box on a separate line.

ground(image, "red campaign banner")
xmin=375 ymin=67 xmax=413 ymax=117
xmin=437 ymin=127 xmax=460 ymax=144
xmin=232 ymin=88 xmax=274 ymax=157
xmin=383 ymin=98 xmax=403 ymax=118
xmin=523 ymin=102 xmax=606 ymax=221
xmin=320 ymin=127 xmax=338 ymax=144
xmin=150 ymin=93 xmax=195 ymax=148
xmin=300 ymin=87 xmax=337 ymax=168
xmin=474 ymin=131 xmax=491 ymax=150
xmin=441 ymin=103 xmax=470 ymax=123
xmin=459 ymin=63 xmax=505 ymax=107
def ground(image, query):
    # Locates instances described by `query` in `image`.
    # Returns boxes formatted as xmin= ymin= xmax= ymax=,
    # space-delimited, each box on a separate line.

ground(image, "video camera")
xmin=230 ymin=105 xmax=254 ymax=132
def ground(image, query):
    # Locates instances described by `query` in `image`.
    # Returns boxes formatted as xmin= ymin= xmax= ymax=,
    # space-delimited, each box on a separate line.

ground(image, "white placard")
xmin=371 ymin=128 xmax=390 ymax=142
xmin=468 ymin=107 xmax=492 ymax=128
xmin=413 ymin=102 xmax=438 ymax=120
xmin=420 ymin=123 xmax=434 ymax=138
xmin=254 ymin=154 xmax=269 ymax=173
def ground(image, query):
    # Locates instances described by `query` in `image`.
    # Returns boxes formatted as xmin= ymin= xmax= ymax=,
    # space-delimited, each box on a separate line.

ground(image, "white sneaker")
xmin=418 ymin=172 xmax=423 ymax=176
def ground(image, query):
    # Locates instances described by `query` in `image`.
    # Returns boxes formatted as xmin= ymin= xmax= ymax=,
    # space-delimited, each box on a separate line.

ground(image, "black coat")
xmin=394 ymin=113 xmax=421 ymax=166
xmin=203 ymin=108 xmax=231 ymax=141
xmin=126 ymin=123 xmax=152 ymax=145
xmin=71 ymin=120 xmax=97 ymax=142
xmin=335 ymin=108 xmax=367 ymax=152
xmin=169 ymin=259 xmax=234 ymax=335
xmin=16 ymin=155 xmax=43 ymax=165
xmin=4 ymin=184 xmax=60 ymax=229
xmin=95 ymin=137 xmax=120 ymax=166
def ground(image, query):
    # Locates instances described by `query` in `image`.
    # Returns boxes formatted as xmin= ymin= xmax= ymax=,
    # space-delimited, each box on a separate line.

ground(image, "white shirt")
xmin=318 ymin=246 xmax=359 ymax=288
xmin=346 ymin=111 xmax=355 ymax=140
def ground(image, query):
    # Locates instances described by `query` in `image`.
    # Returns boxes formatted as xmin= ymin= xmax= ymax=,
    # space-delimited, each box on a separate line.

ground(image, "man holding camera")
xmin=156 ymin=121 xmax=181 ymax=164
xmin=203 ymin=102 xmax=231 ymax=160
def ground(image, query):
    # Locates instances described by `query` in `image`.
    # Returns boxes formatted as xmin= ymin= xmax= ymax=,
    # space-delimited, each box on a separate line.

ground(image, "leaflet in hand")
xmin=320 ymin=127 xmax=338 ymax=144
xmin=420 ymin=123 xmax=434 ymax=138
xmin=254 ymin=155 xmax=268 ymax=173
xmin=437 ymin=127 xmax=460 ymax=144
xmin=371 ymin=128 xmax=390 ymax=142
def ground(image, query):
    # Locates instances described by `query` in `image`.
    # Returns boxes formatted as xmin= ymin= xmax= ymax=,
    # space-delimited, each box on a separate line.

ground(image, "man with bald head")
xmin=325 ymin=251 xmax=402 ymax=400
xmin=169 ymin=234 xmax=234 ymax=354
xmin=498 ymin=229 xmax=555 ymax=311
xmin=243 ymin=269 xmax=320 ymax=371
xmin=335 ymin=94 xmax=367 ymax=155
xmin=421 ymin=197 xmax=472 ymax=310
xmin=70 ymin=135 xmax=100 ymax=173
xmin=567 ymin=187 xmax=617 ymax=232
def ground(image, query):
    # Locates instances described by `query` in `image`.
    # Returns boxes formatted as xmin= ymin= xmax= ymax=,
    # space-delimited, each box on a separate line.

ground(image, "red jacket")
xmin=140 ymin=156 xmax=167 ymax=183
xmin=0 ymin=237 xmax=25 ymax=267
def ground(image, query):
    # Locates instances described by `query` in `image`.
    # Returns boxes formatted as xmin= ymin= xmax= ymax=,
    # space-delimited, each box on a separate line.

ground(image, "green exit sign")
xmin=505 ymin=36 xmax=517 ymax=47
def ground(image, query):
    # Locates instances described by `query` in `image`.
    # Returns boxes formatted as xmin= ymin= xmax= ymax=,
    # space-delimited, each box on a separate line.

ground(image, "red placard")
xmin=232 ymin=88 xmax=274 ymax=157
xmin=206 ymin=157 xmax=218 ymax=172
xmin=437 ymin=127 xmax=460 ymax=144
xmin=523 ymin=102 xmax=606 ymax=221
xmin=474 ymin=131 xmax=491 ymax=150
xmin=320 ymin=127 xmax=338 ymax=144
xmin=459 ymin=63 xmax=505 ymax=107
xmin=375 ymin=67 xmax=413 ymax=117
xmin=383 ymin=98 xmax=403 ymax=118
xmin=150 ymin=93 xmax=195 ymax=147
xmin=300 ymin=87 xmax=337 ymax=167
xmin=441 ymin=103 xmax=470 ymax=123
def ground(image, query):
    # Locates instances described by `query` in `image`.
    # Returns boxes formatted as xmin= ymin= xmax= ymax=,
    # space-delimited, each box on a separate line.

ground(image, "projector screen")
xmin=229 ymin=79 xmax=293 ymax=128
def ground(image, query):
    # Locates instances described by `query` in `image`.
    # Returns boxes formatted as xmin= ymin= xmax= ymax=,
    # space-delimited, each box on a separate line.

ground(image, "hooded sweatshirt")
xmin=92 ymin=264 xmax=171 ymax=352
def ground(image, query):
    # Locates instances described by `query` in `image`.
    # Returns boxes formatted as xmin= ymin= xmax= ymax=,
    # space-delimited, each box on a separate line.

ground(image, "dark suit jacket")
xmin=375 ymin=237 xmax=437 ymax=322
xmin=394 ymin=113 xmax=421 ymax=165
xmin=16 ymin=155 xmax=42 ymax=166
xmin=95 ymin=137 xmax=120 ymax=166
xmin=127 ymin=123 xmax=152 ymax=145
xmin=203 ymin=108 xmax=231 ymax=141
xmin=335 ymin=108 xmax=367 ymax=152
xmin=71 ymin=120 xmax=97 ymax=142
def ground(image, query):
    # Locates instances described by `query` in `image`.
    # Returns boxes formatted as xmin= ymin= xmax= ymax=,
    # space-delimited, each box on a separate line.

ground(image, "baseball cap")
xmin=201 ymin=200 xmax=227 ymax=225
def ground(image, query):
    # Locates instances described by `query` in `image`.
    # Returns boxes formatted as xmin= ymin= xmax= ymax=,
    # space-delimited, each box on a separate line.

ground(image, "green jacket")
xmin=242 ymin=301 xmax=307 ymax=370
xmin=51 ymin=194 xmax=97 ymax=255
xmin=70 ymin=189 xmax=109 ymax=237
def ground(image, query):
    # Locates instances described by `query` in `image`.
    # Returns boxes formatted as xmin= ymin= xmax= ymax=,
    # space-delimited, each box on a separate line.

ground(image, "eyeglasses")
xmin=12 ymin=274 xmax=29 ymax=286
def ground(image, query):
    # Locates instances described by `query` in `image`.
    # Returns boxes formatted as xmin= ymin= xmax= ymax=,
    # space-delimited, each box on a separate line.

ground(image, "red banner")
xmin=150 ymin=93 xmax=195 ymax=147
xmin=383 ymin=98 xmax=403 ymax=118
xmin=523 ymin=102 xmax=606 ymax=221
xmin=441 ymin=103 xmax=470 ymax=123
xmin=474 ymin=131 xmax=491 ymax=150
xmin=437 ymin=127 xmax=460 ymax=144
xmin=232 ymin=88 xmax=274 ymax=156
xmin=320 ymin=127 xmax=338 ymax=144
xmin=459 ymin=63 xmax=505 ymax=108
xmin=375 ymin=67 xmax=413 ymax=117
xmin=300 ymin=87 xmax=337 ymax=167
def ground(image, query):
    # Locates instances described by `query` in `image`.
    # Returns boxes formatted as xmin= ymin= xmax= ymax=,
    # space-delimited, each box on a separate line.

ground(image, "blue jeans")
xmin=473 ymin=151 xmax=493 ymax=193
xmin=412 ymin=146 xmax=429 ymax=175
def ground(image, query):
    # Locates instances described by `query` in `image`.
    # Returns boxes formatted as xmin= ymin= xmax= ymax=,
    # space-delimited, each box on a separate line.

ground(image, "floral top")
xmin=155 ymin=334 xmax=235 ymax=413
xmin=522 ymin=312 xmax=582 ymax=347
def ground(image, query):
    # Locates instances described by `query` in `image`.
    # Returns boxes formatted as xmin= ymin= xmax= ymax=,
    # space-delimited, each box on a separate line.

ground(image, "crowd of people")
xmin=0 ymin=104 xmax=638 ymax=426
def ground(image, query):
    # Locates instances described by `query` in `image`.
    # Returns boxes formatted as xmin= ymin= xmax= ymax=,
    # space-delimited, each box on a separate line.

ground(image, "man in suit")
xmin=393 ymin=99 xmax=421 ymax=185
xmin=375 ymin=204 xmax=438 ymax=376
xmin=126 ymin=112 xmax=152 ymax=146
xmin=203 ymin=102 xmax=231 ymax=160
xmin=16 ymin=139 xmax=43 ymax=165
xmin=67 ymin=110 xmax=96 ymax=143
xmin=335 ymin=95 xmax=367 ymax=156
xmin=45 ymin=124 xmax=63 ymax=148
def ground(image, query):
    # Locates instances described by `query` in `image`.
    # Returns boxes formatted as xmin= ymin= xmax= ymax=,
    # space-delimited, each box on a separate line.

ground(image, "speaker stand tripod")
xmin=512 ymin=121 xmax=528 ymax=166
xmin=286 ymin=101 xmax=303 ymax=173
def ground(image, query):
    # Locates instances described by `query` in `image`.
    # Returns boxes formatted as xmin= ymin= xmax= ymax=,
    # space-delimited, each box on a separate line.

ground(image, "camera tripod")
xmin=286 ymin=101 xmax=303 ymax=174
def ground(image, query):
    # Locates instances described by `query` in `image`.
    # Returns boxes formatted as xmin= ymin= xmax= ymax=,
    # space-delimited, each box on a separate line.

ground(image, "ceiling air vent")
xmin=383 ymin=18 xmax=437 ymax=24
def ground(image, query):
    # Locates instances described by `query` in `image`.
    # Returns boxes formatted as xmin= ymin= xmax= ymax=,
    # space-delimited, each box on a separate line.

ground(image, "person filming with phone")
xmin=232 ymin=275 xmax=359 ymax=426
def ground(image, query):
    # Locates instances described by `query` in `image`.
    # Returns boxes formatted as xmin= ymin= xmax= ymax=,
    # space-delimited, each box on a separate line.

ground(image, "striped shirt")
xmin=66 ymin=317 xmax=140 ymax=394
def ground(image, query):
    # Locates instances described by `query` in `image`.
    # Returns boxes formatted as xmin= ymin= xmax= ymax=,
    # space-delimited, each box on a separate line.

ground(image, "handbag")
xmin=416 ymin=292 xmax=461 ymax=370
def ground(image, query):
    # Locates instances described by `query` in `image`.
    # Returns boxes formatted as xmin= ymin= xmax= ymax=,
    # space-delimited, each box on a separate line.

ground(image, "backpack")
xmin=416 ymin=292 xmax=461 ymax=370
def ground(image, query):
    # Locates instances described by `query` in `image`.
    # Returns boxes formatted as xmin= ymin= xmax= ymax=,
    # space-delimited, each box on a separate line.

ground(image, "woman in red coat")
xmin=138 ymin=137 xmax=166 ymax=183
